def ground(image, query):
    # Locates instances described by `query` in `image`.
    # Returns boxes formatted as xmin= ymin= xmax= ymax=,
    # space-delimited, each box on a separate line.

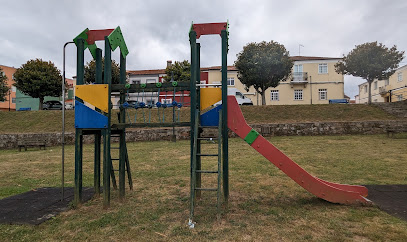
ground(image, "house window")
xmin=364 ymin=85 xmax=367 ymax=93
xmin=12 ymin=98 xmax=16 ymax=103
xmin=227 ymin=77 xmax=235 ymax=86
xmin=270 ymin=90 xmax=279 ymax=101
xmin=294 ymin=89 xmax=303 ymax=100
xmin=294 ymin=64 xmax=303 ymax=73
xmin=318 ymin=63 xmax=328 ymax=74
xmin=397 ymin=94 xmax=403 ymax=101
xmin=162 ymin=98 xmax=172 ymax=104
xmin=319 ymin=89 xmax=327 ymax=100
xmin=146 ymin=79 xmax=156 ymax=84
xmin=11 ymin=86 xmax=16 ymax=92
xmin=385 ymin=79 xmax=389 ymax=86
xmin=132 ymin=79 xmax=141 ymax=84
xmin=374 ymin=81 xmax=378 ymax=90
xmin=398 ymin=72 xmax=403 ymax=82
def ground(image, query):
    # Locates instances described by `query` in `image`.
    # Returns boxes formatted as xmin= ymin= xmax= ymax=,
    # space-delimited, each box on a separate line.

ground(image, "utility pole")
xmin=8 ymin=90 xmax=11 ymax=111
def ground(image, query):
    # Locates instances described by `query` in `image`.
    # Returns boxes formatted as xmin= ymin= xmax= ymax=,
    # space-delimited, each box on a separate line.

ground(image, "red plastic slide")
xmin=227 ymin=96 xmax=371 ymax=205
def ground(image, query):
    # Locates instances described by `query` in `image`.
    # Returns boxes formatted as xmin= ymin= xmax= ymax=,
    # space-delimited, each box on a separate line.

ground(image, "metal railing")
xmin=291 ymin=72 xmax=308 ymax=83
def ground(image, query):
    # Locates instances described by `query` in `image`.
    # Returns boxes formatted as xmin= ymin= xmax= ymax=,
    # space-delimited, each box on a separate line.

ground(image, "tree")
xmin=163 ymin=60 xmax=190 ymax=82
xmin=0 ymin=67 xmax=10 ymax=102
xmin=234 ymin=41 xmax=293 ymax=105
xmin=335 ymin=41 xmax=404 ymax=104
xmin=13 ymin=59 xmax=62 ymax=110
xmin=84 ymin=58 xmax=121 ymax=84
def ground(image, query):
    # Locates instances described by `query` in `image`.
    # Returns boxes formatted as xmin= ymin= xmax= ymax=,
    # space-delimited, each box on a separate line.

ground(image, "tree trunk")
xmin=39 ymin=96 xmax=44 ymax=110
xmin=261 ymin=91 xmax=266 ymax=105
xmin=368 ymin=80 xmax=372 ymax=105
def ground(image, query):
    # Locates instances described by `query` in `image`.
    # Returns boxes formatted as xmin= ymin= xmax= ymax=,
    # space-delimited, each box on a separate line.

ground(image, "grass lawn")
xmin=0 ymin=103 xmax=399 ymax=134
xmin=1 ymin=134 xmax=407 ymax=241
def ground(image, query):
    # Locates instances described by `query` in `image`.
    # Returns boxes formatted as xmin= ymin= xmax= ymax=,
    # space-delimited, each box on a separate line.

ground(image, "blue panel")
xmin=200 ymin=105 xmax=222 ymax=127
xmin=75 ymin=101 xmax=108 ymax=129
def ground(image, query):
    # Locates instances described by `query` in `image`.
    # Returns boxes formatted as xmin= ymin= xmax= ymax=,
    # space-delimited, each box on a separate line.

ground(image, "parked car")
xmin=214 ymin=88 xmax=253 ymax=106
xmin=65 ymin=103 xmax=74 ymax=110
xmin=127 ymin=100 xmax=139 ymax=107
xmin=43 ymin=100 xmax=63 ymax=110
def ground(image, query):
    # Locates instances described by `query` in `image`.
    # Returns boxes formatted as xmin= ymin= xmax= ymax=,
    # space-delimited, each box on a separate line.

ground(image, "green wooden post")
xmin=76 ymin=38 xmax=85 ymax=85
xmin=74 ymin=129 xmax=83 ymax=205
xmin=95 ymin=48 xmax=102 ymax=84
xmin=189 ymin=30 xmax=197 ymax=221
xmin=221 ymin=29 xmax=229 ymax=204
xmin=94 ymin=47 xmax=102 ymax=196
xmin=94 ymin=131 xmax=101 ymax=196
xmin=74 ymin=38 xmax=84 ymax=205
xmin=196 ymin=43 xmax=202 ymax=199
xmin=119 ymin=52 xmax=126 ymax=199
xmin=103 ymin=36 xmax=112 ymax=208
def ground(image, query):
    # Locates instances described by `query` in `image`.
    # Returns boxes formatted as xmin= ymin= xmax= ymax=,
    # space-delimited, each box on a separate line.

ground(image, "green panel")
xmin=244 ymin=129 xmax=260 ymax=145
xmin=73 ymin=28 xmax=89 ymax=45
xmin=73 ymin=28 xmax=98 ymax=59
xmin=107 ymin=26 xmax=129 ymax=57
xmin=68 ymin=89 xmax=74 ymax=99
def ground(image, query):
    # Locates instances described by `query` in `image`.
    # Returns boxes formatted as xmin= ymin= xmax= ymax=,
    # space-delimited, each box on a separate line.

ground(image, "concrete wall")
xmin=1 ymin=120 xmax=406 ymax=149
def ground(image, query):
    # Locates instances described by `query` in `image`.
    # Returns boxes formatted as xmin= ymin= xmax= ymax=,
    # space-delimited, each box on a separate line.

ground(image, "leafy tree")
xmin=13 ymin=59 xmax=62 ymax=110
xmin=0 ymin=67 xmax=10 ymax=102
xmin=234 ymin=41 xmax=293 ymax=105
xmin=84 ymin=58 xmax=121 ymax=84
xmin=335 ymin=41 xmax=404 ymax=104
xmin=163 ymin=60 xmax=190 ymax=82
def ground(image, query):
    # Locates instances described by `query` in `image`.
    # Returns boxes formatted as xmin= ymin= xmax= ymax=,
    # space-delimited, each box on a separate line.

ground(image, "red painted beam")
xmin=86 ymin=29 xmax=115 ymax=44
xmin=192 ymin=22 xmax=227 ymax=39
xmin=227 ymin=96 xmax=370 ymax=205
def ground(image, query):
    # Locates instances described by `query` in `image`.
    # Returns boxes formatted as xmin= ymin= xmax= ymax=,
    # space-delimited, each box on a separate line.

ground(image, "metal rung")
xmin=111 ymin=158 xmax=120 ymax=161
xmin=195 ymin=187 xmax=217 ymax=191
xmin=196 ymin=170 xmax=218 ymax=174
xmin=197 ymin=154 xmax=218 ymax=157
xmin=111 ymin=147 xmax=120 ymax=149
xmin=199 ymin=126 xmax=219 ymax=129
xmin=111 ymin=135 xmax=121 ymax=138
xmin=112 ymin=169 xmax=128 ymax=172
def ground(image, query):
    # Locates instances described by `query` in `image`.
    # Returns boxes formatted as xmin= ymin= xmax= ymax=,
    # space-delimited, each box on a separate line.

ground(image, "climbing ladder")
xmin=190 ymin=111 xmax=222 ymax=221
xmin=110 ymin=130 xmax=133 ymax=193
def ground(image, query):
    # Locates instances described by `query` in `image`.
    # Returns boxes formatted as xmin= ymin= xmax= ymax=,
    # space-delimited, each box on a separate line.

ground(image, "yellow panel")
xmin=75 ymin=84 xmax=109 ymax=113
xmin=200 ymin=88 xmax=222 ymax=111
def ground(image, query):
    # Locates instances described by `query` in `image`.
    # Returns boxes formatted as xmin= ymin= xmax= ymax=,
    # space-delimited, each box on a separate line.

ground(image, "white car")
xmin=65 ymin=103 xmax=74 ymax=110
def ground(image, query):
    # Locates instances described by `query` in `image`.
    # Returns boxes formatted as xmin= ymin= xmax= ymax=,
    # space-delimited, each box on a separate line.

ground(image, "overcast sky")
xmin=1 ymin=0 xmax=406 ymax=98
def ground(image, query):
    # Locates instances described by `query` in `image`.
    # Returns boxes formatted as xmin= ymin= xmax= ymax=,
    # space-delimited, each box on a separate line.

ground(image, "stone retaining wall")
xmin=1 ymin=120 xmax=406 ymax=149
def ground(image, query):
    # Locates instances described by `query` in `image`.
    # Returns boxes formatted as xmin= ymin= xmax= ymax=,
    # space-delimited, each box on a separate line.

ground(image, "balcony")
xmin=291 ymin=72 xmax=308 ymax=87
xmin=379 ymin=85 xmax=393 ymax=97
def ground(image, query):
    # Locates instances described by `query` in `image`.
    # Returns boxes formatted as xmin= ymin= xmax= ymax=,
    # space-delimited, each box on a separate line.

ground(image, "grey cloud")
xmin=1 ymin=0 xmax=406 ymax=98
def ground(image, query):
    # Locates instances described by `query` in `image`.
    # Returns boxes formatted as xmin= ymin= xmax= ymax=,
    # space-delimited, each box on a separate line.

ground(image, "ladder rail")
xmin=217 ymin=111 xmax=222 ymax=216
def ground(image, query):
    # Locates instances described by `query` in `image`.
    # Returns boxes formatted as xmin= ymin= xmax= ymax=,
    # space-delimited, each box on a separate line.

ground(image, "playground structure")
xmin=72 ymin=22 xmax=370 ymax=224
xmin=73 ymin=27 xmax=190 ymax=207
